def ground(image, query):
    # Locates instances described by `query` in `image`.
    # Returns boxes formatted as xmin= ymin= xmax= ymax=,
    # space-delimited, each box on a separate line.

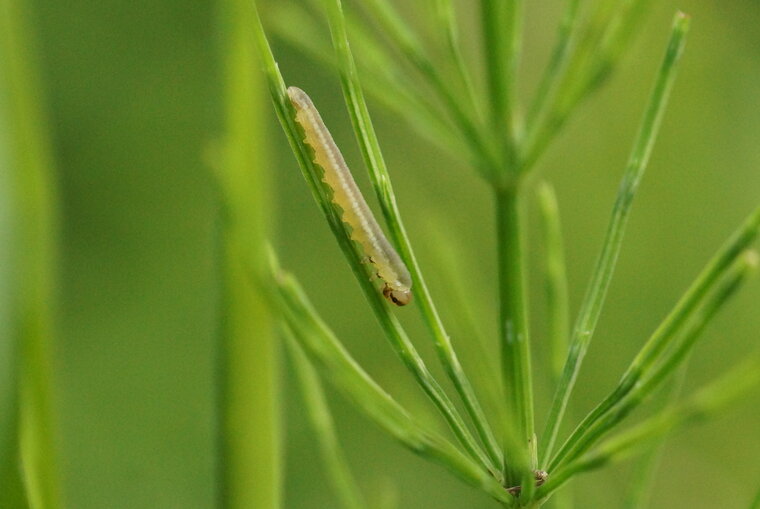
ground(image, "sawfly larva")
xmin=287 ymin=86 xmax=412 ymax=306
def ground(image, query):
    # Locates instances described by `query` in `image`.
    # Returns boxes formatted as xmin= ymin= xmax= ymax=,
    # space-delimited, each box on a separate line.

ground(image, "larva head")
xmin=383 ymin=285 xmax=412 ymax=306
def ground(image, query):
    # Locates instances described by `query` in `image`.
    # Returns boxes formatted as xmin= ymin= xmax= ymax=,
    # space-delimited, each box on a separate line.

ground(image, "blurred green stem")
xmin=537 ymin=183 xmax=570 ymax=383
xmin=216 ymin=0 xmax=279 ymax=507
xmin=0 ymin=0 xmax=63 ymax=507
xmin=285 ymin=334 xmax=366 ymax=509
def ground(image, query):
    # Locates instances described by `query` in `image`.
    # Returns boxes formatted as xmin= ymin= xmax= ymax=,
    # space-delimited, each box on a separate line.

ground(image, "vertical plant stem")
xmin=496 ymin=183 xmax=535 ymax=482
xmin=216 ymin=0 xmax=279 ymax=507
xmin=0 ymin=25 xmax=30 ymax=509
xmin=0 ymin=0 xmax=62 ymax=507
xmin=481 ymin=0 xmax=523 ymax=173
xmin=540 ymin=13 xmax=690 ymax=466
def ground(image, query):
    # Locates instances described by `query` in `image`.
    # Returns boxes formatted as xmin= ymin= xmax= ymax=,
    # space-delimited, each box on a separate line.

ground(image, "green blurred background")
xmin=9 ymin=0 xmax=760 ymax=507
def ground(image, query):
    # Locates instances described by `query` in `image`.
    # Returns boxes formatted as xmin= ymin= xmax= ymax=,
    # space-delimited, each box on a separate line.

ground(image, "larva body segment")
xmin=287 ymin=86 xmax=412 ymax=306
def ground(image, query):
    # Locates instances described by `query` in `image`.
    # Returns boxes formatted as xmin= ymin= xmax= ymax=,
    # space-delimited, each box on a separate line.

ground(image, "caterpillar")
xmin=287 ymin=86 xmax=412 ymax=306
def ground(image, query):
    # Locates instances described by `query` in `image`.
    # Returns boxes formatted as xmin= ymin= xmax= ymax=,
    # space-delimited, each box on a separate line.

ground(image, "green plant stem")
xmin=285 ymin=335 xmax=366 ymax=509
xmin=322 ymin=0 xmax=503 ymax=472
xmin=481 ymin=0 xmax=523 ymax=176
xmin=0 ymin=0 xmax=62 ymax=506
xmin=216 ymin=1 xmax=280 ymax=507
xmin=537 ymin=182 xmax=570 ymax=382
xmin=540 ymin=13 xmax=689 ymax=466
xmin=0 ymin=32 xmax=30 ymax=509
xmin=496 ymin=183 xmax=535 ymax=482
xmin=547 ymin=207 xmax=760 ymax=471
xmin=271 ymin=260 xmax=514 ymax=505
xmin=549 ymin=250 xmax=756 ymax=472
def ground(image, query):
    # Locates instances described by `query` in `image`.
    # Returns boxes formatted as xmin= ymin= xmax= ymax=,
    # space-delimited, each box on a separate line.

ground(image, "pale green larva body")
xmin=287 ymin=86 xmax=412 ymax=306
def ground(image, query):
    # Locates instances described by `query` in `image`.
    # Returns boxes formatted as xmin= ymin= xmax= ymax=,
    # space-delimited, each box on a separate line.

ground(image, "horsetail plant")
xmin=248 ymin=1 xmax=760 ymax=507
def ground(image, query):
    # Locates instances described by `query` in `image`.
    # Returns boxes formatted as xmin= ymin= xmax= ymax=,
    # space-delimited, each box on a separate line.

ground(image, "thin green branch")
xmin=431 ymin=0 xmax=482 ymax=121
xmin=548 ymin=206 xmax=760 ymax=471
xmin=321 ymin=0 xmax=503 ymax=472
xmin=270 ymin=258 xmax=514 ymax=505
xmin=285 ymin=334 xmax=366 ymax=509
xmin=549 ymin=250 xmax=757 ymax=472
xmin=0 ymin=0 xmax=62 ymax=506
xmin=539 ymin=351 xmax=760 ymax=499
xmin=622 ymin=362 xmax=689 ymax=509
xmin=537 ymin=182 xmax=570 ymax=383
xmin=525 ymin=0 xmax=581 ymax=130
xmin=540 ymin=12 xmax=690 ymax=466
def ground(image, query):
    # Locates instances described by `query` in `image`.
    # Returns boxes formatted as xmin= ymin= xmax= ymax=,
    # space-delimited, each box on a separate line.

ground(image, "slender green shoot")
xmin=0 ymin=0 xmax=62 ymax=506
xmin=539 ymin=351 xmax=760 ymax=499
xmin=430 ymin=0 xmax=482 ymax=121
xmin=253 ymin=2 xmax=495 ymax=475
xmin=285 ymin=334 xmax=366 ymax=509
xmin=321 ymin=0 xmax=503 ymax=471
xmin=269 ymin=256 xmax=514 ymax=505
xmin=547 ymin=207 xmax=760 ymax=470
xmin=549 ymin=250 xmax=756 ymax=472
xmin=540 ymin=12 xmax=690 ymax=466
xmin=537 ymin=182 xmax=570 ymax=383
xmin=354 ymin=0 xmax=499 ymax=176
xmin=0 ymin=30 xmax=29 ymax=509
xmin=525 ymin=0 xmax=581 ymax=129
xmin=622 ymin=362 xmax=690 ymax=509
